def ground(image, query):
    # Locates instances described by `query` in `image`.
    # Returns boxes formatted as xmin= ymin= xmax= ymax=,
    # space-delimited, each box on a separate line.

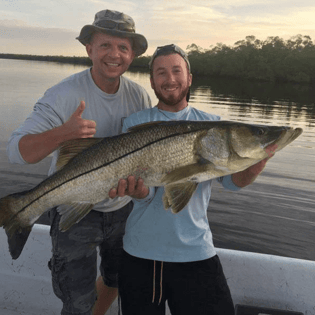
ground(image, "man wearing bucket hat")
xmin=77 ymin=10 xmax=147 ymax=57
xmin=7 ymin=9 xmax=151 ymax=315
xmin=110 ymin=44 xmax=277 ymax=315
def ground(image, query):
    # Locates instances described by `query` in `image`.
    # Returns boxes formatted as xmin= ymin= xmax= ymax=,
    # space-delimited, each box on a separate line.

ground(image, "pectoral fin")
xmin=57 ymin=203 xmax=94 ymax=231
xmin=162 ymin=163 xmax=212 ymax=184
xmin=163 ymin=182 xmax=198 ymax=214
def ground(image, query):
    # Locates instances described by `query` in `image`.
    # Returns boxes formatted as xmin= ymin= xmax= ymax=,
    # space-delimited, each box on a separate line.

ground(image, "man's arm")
xmin=18 ymin=101 xmax=96 ymax=164
xmin=231 ymin=143 xmax=277 ymax=188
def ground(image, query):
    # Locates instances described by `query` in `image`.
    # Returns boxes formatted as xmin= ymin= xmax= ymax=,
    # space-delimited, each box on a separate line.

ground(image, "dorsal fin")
xmin=56 ymin=138 xmax=103 ymax=171
xmin=127 ymin=121 xmax=166 ymax=132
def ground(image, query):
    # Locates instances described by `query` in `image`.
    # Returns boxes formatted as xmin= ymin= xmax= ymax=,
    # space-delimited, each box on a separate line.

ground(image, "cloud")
xmin=0 ymin=19 xmax=85 ymax=56
xmin=0 ymin=19 xmax=29 ymax=28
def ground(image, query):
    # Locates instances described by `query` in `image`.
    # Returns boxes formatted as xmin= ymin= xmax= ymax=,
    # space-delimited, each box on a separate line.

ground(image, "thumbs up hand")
xmin=61 ymin=101 xmax=97 ymax=140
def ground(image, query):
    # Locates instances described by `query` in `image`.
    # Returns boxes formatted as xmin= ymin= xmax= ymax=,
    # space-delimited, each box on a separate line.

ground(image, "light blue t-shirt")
xmin=122 ymin=106 xmax=240 ymax=262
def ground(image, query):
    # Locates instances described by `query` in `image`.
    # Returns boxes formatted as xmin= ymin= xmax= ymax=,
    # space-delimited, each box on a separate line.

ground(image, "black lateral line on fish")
xmin=10 ymin=127 xmax=207 ymax=220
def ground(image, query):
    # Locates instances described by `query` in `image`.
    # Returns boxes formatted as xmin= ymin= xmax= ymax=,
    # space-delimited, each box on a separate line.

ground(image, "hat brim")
xmin=76 ymin=25 xmax=148 ymax=57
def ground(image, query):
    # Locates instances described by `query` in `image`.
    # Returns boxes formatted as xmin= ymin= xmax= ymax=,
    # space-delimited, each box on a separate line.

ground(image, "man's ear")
xmin=189 ymin=73 xmax=193 ymax=87
xmin=150 ymin=76 xmax=154 ymax=90
xmin=86 ymin=44 xmax=92 ymax=59
xmin=131 ymin=50 xmax=136 ymax=60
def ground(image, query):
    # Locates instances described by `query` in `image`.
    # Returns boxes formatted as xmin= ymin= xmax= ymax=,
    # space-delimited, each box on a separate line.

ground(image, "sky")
xmin=1 ymin=0 xmax=315 ymax=57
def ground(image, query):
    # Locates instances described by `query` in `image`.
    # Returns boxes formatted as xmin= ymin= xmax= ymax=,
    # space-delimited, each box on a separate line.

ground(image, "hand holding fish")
xmin=231 ymin=143 xmax=278 ymax=187
xmin=109 ymin=176 xmax=150 ymax=199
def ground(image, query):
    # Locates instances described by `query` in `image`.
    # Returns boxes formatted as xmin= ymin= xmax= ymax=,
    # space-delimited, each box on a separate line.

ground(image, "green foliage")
xmin=130 ymin=55 xmax=151 ymax=69
xmin=1 ymin=34 xmax=315 ymax=84
xmin=186 ymin=35 xmax=315 ymax=83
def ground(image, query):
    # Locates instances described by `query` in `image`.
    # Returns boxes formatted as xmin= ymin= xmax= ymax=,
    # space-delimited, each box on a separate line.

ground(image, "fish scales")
xmin=101 ymin=131 xmax=203 ymax=187
xmin=10 ymin=124 xmax=205 ymax=226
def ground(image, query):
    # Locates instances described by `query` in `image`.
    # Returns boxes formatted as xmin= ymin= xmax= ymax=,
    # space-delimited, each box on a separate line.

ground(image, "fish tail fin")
xmin=5 ymin=219 xmax=33 ymax=260
xmin=0 ymin=192 xmax=33 ymax=260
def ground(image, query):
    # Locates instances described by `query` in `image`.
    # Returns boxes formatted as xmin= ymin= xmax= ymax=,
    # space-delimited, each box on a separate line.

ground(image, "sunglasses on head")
xmin=153 ymin=44 xmax=186 ymax=59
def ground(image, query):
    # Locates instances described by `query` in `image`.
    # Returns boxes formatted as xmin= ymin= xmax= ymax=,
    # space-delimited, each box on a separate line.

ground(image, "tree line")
xmin=1 ymin=35 xmax=315 ymax=83
xmin=184 ymin=34 xmax=315 ymax=83
xmin=133 ymin=34 xmax=315 ymax=83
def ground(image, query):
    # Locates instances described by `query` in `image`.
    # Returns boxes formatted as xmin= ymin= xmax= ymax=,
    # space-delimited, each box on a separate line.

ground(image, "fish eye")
xmin=253 ymin=127 xmax=265 ymax=136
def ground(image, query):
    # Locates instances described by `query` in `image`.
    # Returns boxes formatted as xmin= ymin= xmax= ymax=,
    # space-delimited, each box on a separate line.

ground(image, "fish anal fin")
xmin=163 ymin=182 xmax=198 ymax=214
xmin=57 ymin=203 xmax=94 ymax=232
xmin=56 ymin=138 xmax=103 ymax=171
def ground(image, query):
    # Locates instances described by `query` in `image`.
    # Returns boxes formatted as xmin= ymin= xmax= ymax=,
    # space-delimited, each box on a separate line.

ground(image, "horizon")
xmin=1 ymin=33 xmax=313 ymax=58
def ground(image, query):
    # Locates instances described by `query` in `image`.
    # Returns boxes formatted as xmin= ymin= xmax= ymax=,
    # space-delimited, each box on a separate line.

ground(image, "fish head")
xmin=198 ymin=122 xmax=303 ymax=173
xmin=230 ymin=124 xmax=303 ymax=159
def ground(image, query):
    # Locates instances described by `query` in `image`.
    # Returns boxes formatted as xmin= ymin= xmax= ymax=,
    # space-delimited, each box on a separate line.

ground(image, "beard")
xmin=153 ymin=81 xmax=190 ymax=106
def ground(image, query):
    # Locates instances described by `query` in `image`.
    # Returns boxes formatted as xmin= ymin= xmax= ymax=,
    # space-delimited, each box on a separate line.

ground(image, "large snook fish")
xmin=0 ymin=120 xmax=302 ymax=259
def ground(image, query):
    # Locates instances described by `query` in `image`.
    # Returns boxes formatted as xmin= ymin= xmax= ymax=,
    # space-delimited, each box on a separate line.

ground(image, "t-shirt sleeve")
xmin=6 ymin=95 xmax=64 ymax=164
xmin=217 ymin=174 xmax=241 ymax=191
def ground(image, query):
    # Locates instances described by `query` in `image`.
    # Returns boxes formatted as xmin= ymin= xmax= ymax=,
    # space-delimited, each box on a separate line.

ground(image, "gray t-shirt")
xmin=7 ymin=68 xmax=151 ymax=212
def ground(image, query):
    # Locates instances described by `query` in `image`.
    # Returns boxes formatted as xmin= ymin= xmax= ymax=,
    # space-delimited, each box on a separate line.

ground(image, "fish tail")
xmin=0 ymin=192 xmax=33 ymax=260
xmin=0 ymin=195 xmax=18 ymax=227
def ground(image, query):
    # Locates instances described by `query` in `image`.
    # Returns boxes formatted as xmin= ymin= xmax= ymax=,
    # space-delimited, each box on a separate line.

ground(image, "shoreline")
xmin=1 ymin=53 xmax=315 ymax=84
xmin=0 ymin=53 xmax=148 ymax=71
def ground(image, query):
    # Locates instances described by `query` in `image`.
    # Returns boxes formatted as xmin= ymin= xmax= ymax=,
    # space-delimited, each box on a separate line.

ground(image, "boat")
xmin=1 ymin=224 xmax=314 ymax=315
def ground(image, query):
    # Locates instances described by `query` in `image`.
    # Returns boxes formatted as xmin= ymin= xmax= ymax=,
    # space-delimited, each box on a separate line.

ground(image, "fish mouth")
xmin=271 ymin=127 xmax=303 ymax=151
xmin=288 ymin=127 xmax=303 ymax=141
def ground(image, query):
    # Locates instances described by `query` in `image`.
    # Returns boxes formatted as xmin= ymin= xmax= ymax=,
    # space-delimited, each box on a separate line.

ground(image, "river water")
xmin=0 ymin=59 xmax=314 ymax=260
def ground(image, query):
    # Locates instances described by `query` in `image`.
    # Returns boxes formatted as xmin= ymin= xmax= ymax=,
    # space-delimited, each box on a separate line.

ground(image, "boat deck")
xmin=1 ymin=224 xmax=315 ymax=315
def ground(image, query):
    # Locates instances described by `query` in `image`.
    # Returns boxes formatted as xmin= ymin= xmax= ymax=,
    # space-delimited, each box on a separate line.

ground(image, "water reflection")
xmin=190 ymin=76 xmax=315 ymax=128
xmin=192 ymin=76 xmax=315 ymax=106
xmin=126 ymin=70 xmax=315 ymax=129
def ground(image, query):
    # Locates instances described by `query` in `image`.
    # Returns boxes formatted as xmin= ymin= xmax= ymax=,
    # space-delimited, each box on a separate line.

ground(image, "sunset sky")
xmin=1 ymin=0 xmax=315 ymax=57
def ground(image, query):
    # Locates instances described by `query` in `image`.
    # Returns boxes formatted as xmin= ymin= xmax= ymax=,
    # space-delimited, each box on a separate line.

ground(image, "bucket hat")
xmin=77 ymin=10 xmax=148 ymax=56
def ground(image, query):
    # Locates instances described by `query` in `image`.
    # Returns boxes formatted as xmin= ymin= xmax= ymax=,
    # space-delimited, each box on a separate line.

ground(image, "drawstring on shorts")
xmin=152 ymin=260 xmax=164 ymax=305
xmin=118 ymin=293 xmax=121 ymax=315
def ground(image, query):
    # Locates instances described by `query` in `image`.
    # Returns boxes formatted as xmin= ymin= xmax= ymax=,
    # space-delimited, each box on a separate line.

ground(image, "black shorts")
xmin=119 ymin=251 xmax=235 ymax=315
